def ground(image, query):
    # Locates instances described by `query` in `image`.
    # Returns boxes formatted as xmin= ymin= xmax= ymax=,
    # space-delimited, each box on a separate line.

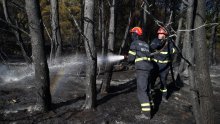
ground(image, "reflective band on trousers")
xmin=135 ymin=57 xmax=151 ymax=62
xmin=141 ymin=103 xmax=150 ymax=107
xmin=153 ymin=58 xmax=170 ymax=63
xmin=160 ymin=89 xmax=167 ymax=92
xmin=142 ymin=108 xmax=151 ymax=111
xmin=129 ymin=50 xmax=136 ymax=55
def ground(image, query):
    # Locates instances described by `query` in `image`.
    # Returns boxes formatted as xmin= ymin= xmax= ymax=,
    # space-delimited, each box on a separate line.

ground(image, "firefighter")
xmin=126 ymin=27 xmax=153 ymax=120
xmin=150 ymin=27 xmax=176 ymax=103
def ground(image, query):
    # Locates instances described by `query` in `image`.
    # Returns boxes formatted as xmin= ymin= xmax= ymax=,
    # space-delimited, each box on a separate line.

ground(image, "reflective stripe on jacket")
xmin=128 ymin=40 xmax=152 ymax=70
xmin=150 ymin=38 xmax=176 ymax=64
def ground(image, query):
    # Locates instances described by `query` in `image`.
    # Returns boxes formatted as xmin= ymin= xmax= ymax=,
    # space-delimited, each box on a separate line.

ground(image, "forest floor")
xmin=0 ymin=56 xmax=220 ymax=124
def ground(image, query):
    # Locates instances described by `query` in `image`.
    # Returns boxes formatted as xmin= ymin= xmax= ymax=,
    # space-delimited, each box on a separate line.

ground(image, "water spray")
xmin=97 ymin=55 xmax=125 ymax=64
xmin=106 ymin=55 xmax=125 ymax=62
xmin=0 ymin=54 xmax=125 ymax=89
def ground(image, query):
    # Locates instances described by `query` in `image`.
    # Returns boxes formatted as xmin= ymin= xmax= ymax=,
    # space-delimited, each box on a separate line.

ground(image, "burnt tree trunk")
xmin=209 ymin=0 xmax=219 ymax=66
xmin=186 ymin=2 xmax=201 ymax=124
xmin=83 ymin=0 xmax=97 ymax=109
xmin=142 ymin=2 xmax=147 ymax=41
xmin=164 ymin=0 xmax=168 ymax=23
xmin=1 ymin=0 xmax=31 ymax=63
xmin=80 ymin=0 xmax=85 ymax=49
xmin=101 ymin=0 xmax=105 ymax=60
xmin=194 ymin=0 xmax=214 ymax=123
xmin=76 ymin=0 xmax=84 ymax=55
xmin=98 ymin=0 xmax=106 ymax=69
xmin=101 ymin=0 xmax=115 ymax=94
xmin=25 ymin=0 xmax=51 ymax=111
xmin=50 ymin=0 xmax=62 ymax=60
xmin=185 ymin=1 xmax=203 ymax=124
xmin=118 ymin=11 xmax=131 ymax=55
xmin=179 ymin=0 xmax=195 ymax=76
xmin=173 ymin=2 xmax=183 ymax=63
xmin=118 ymin=0 xmax=134 ymax=55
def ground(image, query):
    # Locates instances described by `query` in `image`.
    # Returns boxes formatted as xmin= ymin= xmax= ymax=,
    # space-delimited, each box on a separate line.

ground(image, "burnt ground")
xmin=0 ymin=60 xmax=220 ymax=124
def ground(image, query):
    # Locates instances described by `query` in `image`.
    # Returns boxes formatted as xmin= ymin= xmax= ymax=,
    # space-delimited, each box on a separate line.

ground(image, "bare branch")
xmin=0 ymin=18 xmax=30 ymax=36
xmin=142 ymin=0 xmax=151 ymax=6
xmin=42 ymin=22 xmax=53 ymax=63
xmin=166 ymin=11 xmax=173 ymax=28
xmin=168 ymin=34 xmax=177 ymax=38
xmin=8 ymin=1 xmax=25 ymax=11
xmin=170 ymin=27 xmax=177 ymax=34
xmin=182 ymin=0 xmax=189 ymax=6
xmin=141 ymin=5 xmax=164 ymax=26
xmin=0 ymin=27 xmax=14 ymax=33
xmin=178 ymin=23 xmax=219 ymax=32
xmin=0 ymin=53 xmax=6 ymax=64
xmin=118 ymin=11 xmax=132 ymax=55
xmin=141 ymin=1 xmax=145 ymax=8
xmin=107 ymin=0 xmax=111 ymax=7
xmin=67 ymin=8 xmax=88 ymax=41
xmin=66 ymin=8 xmax=95 ymax=59
xmin=43 ymin=22 xmax=52 ymax=42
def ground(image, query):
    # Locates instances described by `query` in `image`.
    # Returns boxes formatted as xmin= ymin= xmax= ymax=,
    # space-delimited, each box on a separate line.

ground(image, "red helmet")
xmin=130 ymin=27 xmax=143 ymax=36
xmin=157 ymin=27 xmax=168 ymax=35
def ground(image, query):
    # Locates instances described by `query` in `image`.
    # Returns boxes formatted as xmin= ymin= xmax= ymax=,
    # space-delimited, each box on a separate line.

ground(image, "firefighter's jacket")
xmin=150 ymin=38 xmax=176 ymax=64
xmin=128 ymin=39 xmax=153 ymax=71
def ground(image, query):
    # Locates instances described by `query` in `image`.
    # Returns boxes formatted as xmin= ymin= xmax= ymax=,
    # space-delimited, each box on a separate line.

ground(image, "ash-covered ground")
xmin=0 ymin=56 xmax=220 ymax=124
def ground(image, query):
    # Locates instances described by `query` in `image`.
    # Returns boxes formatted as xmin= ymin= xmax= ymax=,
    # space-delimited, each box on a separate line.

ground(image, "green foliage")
xmin=40 ymin=0 xmax=81 ymax=45
xmin=2 ymin=0 xmax=219 ymax=57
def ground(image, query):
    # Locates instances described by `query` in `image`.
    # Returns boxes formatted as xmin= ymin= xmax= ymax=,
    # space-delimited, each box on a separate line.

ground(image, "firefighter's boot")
xmin=160 ymin=88 xmax=168 ymax=103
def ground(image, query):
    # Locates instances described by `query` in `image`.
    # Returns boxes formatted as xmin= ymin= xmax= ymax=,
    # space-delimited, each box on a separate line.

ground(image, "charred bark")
xmin=118 ymin=11 xmax=131 ymax=56
xmin=83 ymin=0 xmax=97 ymax=109
xmin=101 ymin=0 xmax=115 ymax=94
xmin=118 ymin=0 xmax=134 ymax=55
xmin=50 ymin=0 xmax=62 ymax=61
xmin=1 ymin=0 xmax=31 ymax=63
xmin=173 ymin=2 xmax=183 ymax=63
xmin=187 ymin=2 xmax=201 ymax=122
xmin=98 ymin=0 xmax=106 ymax=69
xmin=184 ymin=1 xmax=203 ymax=124
xmin=25 ymin=0 xmax=51 ymax=111
xmin=209 ymin=0 xmax=219 ymax=66
xmin=194 ymin=0 xmax=214 ymax=123
xmin=142 ymin=2 xmax=147 ymax=41
xmin=179 ymin=0 xmax=195 ymax=75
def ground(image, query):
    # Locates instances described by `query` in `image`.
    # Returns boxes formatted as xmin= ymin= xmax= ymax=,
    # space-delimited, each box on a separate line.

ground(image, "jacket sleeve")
xmin=127 ymin=42 xmax=136 ymax=63
xmin=150 ymin=38 xmax=166 ymax=51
